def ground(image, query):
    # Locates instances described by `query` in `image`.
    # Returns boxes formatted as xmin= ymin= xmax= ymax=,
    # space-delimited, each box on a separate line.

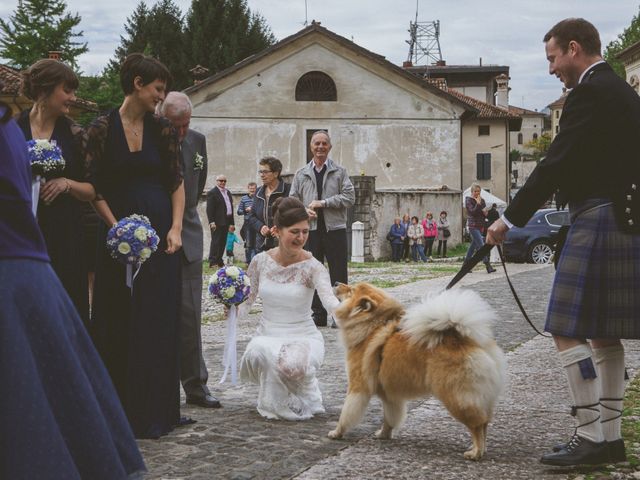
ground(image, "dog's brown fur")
xmin=328 ymin=282 xmax=505 ymax=460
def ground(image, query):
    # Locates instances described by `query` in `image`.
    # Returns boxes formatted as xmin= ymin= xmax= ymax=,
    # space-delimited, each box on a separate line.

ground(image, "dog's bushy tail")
xmin=401 ymin=289 xmax=496 ymax=349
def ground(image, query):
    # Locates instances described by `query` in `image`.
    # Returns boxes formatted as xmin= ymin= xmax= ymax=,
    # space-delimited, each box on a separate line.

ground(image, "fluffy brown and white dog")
xmin=328 ymin=282 xmax=506 ymax=460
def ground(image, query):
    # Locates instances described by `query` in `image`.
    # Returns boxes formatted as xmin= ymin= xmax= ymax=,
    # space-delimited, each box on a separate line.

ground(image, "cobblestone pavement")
xmin=139 ymin=264 xmax=640 ymax=479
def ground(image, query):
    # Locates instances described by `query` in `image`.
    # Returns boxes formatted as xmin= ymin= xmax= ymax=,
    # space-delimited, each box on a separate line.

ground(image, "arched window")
xmin=517 ymin=133 xmax=523 ymax=144
xmin=532 ymin=133 xmax=538 ymax=140
xmin=295 ymin=71 xmax=337 ymax=101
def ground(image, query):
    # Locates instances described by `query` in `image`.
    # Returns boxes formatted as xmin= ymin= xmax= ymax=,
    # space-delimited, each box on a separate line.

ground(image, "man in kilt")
xmin=488 ymin=18 xmax=640 ymax=466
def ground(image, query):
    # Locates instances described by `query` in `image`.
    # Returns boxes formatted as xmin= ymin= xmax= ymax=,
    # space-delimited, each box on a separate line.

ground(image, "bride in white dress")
xmin=239 ymin=197 xmax=339 ymax=420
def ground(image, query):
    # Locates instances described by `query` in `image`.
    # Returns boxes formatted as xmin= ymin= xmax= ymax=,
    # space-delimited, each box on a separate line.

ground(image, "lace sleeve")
xmin=239 ymin=253 xmax=261 ymax=318
xmin=311 ymin=259 xmax=340 ymax=315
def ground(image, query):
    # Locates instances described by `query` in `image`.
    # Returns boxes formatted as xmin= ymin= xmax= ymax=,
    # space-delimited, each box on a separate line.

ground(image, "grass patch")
xmin=368 ymin=278 xmax=408 ymax=288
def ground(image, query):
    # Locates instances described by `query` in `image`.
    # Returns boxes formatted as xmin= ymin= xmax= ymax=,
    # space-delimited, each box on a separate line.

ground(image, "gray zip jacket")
xmin=289 ymin=158 xmax=355 ymax=231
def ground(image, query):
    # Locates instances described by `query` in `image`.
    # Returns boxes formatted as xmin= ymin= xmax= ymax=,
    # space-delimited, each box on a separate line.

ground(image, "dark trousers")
xmin=401 ymin=236 xmax=410 ymax=260
xmin=424 ymin=237 xmax=435 ymax=256
xmin=208 ymin=217 xmax=232 ymax=267
xmin=391 ymin=243 xmax=403 ymax=261
xmin=179 ymin=255 xmax=209 ymax=398
xmin=307 ymin=228 xmax=348 ymax=319
xmin=437 ymin=240 xmax=447 ymax=257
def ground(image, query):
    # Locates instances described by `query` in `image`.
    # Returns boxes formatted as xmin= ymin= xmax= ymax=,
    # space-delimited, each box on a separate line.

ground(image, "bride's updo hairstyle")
xmin=272 ymin=197 xmax=309 ymax=229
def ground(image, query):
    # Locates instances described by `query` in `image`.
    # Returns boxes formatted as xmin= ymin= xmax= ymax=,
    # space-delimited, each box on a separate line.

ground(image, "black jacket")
xmin=246 ymin=179 xmax=291 ymax=251
xmin=206 ymin=186 xmax=234 ymax=226
xmin=505 ymin=62 xmax=640 ymax=230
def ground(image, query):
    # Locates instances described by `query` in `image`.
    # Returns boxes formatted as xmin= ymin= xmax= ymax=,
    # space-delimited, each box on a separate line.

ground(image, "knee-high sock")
xmin=593 ymin=345 xmax=625 ymax=441
xmin=558 ymin=344 xmax=603 ymax=443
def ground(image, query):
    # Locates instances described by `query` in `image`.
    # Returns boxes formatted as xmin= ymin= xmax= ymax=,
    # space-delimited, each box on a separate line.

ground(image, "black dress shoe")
xmin=486 ymin=264 xmax=497 ymax=273
xmin=607 ymin=438 xmax=627 ymax=463
xmin=186 ymin=393 xmax=222 ymax=408
xmin=541 ymin=435 xmax=609 ymax=466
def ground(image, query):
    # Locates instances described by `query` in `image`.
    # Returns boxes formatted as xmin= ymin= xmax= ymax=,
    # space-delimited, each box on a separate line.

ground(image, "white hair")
xmin=160 ymin=91 xmax=192 ymax=117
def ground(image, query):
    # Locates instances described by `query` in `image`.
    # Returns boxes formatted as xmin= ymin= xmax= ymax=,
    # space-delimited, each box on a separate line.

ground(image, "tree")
xmin=75 ymin=68 xmax=124 ymax=125
xmin=0 ymin=0 xmax=88 ymax=69
xmin=604 ymin=6 xmax=640 ymax=78
xmin=525 ymin=132 xmax=552 ymax=162
xmin=184 ymin=0 xmax=275 ymax=75
xmin=110 ymin=0 xmax=189 ymax=90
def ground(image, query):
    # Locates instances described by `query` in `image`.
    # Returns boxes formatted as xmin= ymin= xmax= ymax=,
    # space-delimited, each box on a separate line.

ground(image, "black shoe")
xmin=186 ymin=393 xmax=222 ymax=408
xmin=312 ymin=313 xmax=327 ymax=327
xmin=486 ymin=264 xmax=496 ymax=273
xmin=541 ymin=435 xmax=609 ymax=466
xmin=177 ymin=416 xmax=197 ymax=426
xmin=607 ymin=438 xmax=627 ymax=463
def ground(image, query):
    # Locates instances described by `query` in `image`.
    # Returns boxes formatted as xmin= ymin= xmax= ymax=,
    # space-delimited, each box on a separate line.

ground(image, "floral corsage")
xmin=193 ymin=152 xmax=204 ymax=171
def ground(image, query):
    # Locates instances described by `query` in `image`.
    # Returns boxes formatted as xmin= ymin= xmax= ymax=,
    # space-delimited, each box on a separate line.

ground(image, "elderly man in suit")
xmin=488 ymin=18 xmax=640 ymax=466
xmin=207 ymin=175 xmax=234 ymax=268
xmin=160 ymin=92 xmax=220 ymax=408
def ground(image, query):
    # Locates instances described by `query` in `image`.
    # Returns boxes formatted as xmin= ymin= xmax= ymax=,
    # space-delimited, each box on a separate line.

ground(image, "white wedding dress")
xmin=239 ymin=251 xmax=339 ymax=420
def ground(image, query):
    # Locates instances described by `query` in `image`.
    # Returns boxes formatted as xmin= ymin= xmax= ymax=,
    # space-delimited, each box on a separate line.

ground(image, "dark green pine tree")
xmin=185 ymin=0 xmax=275 ymax=76
xmin=147 ymin=0 xmax=189 ymax=89
xmin=604 ymin=7 xmax=640 ymax=78
xmin=0 ymin=0 xmax=88 ymax=70
xmin=108 ymin=1 xmax=151 ymax=73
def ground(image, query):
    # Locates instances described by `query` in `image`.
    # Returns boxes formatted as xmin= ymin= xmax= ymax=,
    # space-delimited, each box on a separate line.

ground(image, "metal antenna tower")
xmin=406 ymin=1 xmax=443 ymax=65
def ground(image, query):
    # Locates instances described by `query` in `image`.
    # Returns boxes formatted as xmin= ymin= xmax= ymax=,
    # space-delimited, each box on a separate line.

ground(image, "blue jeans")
xmin=465 ymin=228 xmax=490 ymax=265
xmin=244 ymin=247 xmax=257 ymax=263
xmin=411 ymin=244 xmax=428 ymax=262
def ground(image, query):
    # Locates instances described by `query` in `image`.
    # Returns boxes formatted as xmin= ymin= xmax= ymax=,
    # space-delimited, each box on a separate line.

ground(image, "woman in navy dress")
xmin=17 ymin=59 xmax=95 ymax=325
xmin=0 ymin=101 xmax=146 ymax=479
xmin=88 ymin=54 xmax=186 ymax=439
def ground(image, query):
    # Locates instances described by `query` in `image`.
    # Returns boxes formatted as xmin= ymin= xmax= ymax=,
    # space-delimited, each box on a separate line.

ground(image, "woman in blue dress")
xmin=0 ymin=101 xmax=145 ymax=479
xmin=17 ymin=59 xmax=95 ymax=325
xmin=88 ymin=54 xmax=186 ymax=439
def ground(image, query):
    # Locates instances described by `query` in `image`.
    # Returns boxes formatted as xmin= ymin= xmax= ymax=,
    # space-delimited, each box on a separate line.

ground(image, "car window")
xmin=546 ymin=211 xmax=570 ymax=227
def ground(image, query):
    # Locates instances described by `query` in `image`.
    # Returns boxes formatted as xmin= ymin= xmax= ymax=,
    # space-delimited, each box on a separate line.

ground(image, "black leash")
xmin=445 ymin=244 xmax=551 ymax=338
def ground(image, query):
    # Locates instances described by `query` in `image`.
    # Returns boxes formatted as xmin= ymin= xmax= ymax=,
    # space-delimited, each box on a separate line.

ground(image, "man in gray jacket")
xmin=290 ymin=130 xmax=355 ymax=326
xmin=161 ymin=92 xmax=220 ymax=408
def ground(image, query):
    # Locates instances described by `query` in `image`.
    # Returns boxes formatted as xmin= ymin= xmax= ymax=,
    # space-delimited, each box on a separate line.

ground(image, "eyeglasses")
xmin=258 ymin=170 xmax=273 ymax=175
xmin=217 ymin=179 xmax=227 ymax=183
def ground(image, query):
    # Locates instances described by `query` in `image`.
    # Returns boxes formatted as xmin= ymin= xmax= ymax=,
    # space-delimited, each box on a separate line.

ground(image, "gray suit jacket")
xmin=181 ymin=129 xmax=208 ymax=263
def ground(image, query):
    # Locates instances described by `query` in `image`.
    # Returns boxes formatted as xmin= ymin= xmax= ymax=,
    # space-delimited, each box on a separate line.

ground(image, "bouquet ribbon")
xmin=126 ymin=264 xmax=142 ymax=291
xmin=31 ymin=175 xmax=41 ymax=216
xmin=219 ymin=305 xmax=238 ymax=385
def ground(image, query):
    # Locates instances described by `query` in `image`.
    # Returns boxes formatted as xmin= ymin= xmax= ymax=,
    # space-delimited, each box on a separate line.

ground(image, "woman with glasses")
xmin=246 ymin=156 xmax=291 ymax=254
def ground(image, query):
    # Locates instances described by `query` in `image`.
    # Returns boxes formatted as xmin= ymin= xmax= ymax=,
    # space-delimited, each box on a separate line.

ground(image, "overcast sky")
xmin=1 ymin=0 xmax=638 ymax=111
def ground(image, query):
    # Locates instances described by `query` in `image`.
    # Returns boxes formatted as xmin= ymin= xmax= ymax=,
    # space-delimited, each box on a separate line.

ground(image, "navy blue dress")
xmin=90 ymin=111 xmax=181 ymax=439
xmin=17 ymin=111 xmax=90 ymax=325
xmin=0 ymin=106 xmax=145 ymax=478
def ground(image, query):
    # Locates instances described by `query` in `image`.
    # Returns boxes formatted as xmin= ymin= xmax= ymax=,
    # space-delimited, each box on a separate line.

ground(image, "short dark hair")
xmin=120 ymin=53 xmax=172 ymax=95
xmin=272 ymin=197 xmax=309 ymax=228
xmin=259 ymin=156 xmax=283 ymax=179
xmin=21 ymin=59 xmax=79 ymax=101
xmin=543 ymin=18 xmax=601 ymax=56
xmin=411 ymin=216 xmax=419 ymax=222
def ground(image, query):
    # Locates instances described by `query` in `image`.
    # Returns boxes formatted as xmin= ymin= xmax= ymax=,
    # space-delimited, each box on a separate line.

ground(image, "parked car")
xmin=503 ymin=209 xmax=570 ymax=264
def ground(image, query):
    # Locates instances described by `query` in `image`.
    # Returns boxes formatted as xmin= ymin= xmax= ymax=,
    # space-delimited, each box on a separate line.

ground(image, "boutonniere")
xmin=193 ymin=152 xmax=204 ymax=171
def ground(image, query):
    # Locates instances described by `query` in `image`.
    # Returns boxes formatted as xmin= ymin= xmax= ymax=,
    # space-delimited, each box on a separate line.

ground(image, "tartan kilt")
xmin=545 ymin=202 xmax=640 ymax=338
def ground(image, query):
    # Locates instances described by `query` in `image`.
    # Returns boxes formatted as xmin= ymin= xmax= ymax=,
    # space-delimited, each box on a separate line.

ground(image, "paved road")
xmin=138 ymin=264 xmax=640 ymax=479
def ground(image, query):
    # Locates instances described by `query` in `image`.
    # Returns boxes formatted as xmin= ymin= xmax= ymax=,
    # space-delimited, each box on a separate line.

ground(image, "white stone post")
xmin=351 ymin=221 xmax=365 ymax=263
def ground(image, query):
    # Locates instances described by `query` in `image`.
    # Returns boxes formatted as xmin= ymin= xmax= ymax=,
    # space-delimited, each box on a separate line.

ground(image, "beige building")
xmin=547 ymin=90 xmax=568 ymax=140
xmin=617 ymin=40 xmax=640 ymax=93
xmin=185 ymin=22 xmax=473 ymax=194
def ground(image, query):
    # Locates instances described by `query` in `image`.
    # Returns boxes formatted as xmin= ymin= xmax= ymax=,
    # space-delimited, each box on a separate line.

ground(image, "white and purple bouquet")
xmin=209 ymin=266 xmax=251 ymax=384
xmin=27 ymin=139 xmax=66 ymax=215
xmin=208 ymin=266 xmax=251 ymax=306
xmin=107 ymin=214 xmax=160 ymax=288
xmin=27 ymin=139 xmax=66 ymax=177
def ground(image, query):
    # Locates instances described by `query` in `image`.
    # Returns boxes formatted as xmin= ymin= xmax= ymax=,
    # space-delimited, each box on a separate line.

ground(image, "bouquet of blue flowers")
xmin=208 ymin=266 xmax=251 ymax=306
xmin=107 ymin=214 xmax=160 ymax=288
xmin=27 ymin=139 xmax=66 ymax=177
xmin=209 ymin=266 xmax=251 ymax=384
xmin=27 ymin=139 xmax=66 ymax=215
